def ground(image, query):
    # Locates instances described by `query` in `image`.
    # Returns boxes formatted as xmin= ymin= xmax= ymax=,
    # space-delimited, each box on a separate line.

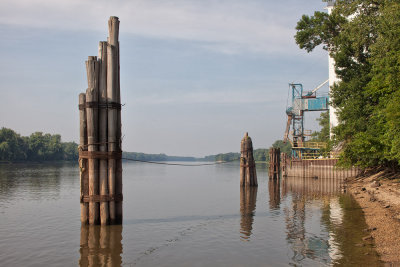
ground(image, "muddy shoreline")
xmin=346 ymin=172 xmax=400 ymax=265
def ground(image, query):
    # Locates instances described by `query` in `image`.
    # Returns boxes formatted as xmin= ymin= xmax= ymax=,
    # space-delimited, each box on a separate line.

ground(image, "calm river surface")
xmin=0 ymin=162 xmax=382 ymax=266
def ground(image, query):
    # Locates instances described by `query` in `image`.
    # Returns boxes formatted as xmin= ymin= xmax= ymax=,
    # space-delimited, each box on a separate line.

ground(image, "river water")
xmin=0 ymin=162 xmax=382 ymax=266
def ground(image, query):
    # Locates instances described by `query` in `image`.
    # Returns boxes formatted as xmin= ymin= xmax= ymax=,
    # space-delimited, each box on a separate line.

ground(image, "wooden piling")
xmin=86 ymin=56 xmax=100 ymax=225
xmin=269 ymin=148 xmax=280 ymax=179
xmin=78 ymin=17 xmax=123 ymax=225
xmin=108 ymin=16 xmax=123 ymax=223
xmin=79 ymin=93 xmax=89 ymax=225
xmin=240 ymin=132 xmax=257 ymax=187
xmin=98 ymin=42 xmax=109 ymax=225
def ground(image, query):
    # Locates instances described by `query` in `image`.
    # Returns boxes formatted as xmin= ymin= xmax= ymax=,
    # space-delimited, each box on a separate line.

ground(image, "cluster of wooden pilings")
xmin=240 ymin=132 xmax=258 ymax=187
xmin=268 ymin=148 xmax=280 ymax=179
xmin=79 ymin=17 xmax=123 ymax=225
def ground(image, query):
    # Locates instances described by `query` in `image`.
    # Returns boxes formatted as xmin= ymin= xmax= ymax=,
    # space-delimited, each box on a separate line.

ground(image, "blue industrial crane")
xmin=283 ymin=80 xmax=329 ymax=159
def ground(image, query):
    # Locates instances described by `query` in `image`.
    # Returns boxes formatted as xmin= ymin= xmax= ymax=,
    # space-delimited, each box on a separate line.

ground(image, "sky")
xmin=0 ymin=0 xmax=330 ymax=157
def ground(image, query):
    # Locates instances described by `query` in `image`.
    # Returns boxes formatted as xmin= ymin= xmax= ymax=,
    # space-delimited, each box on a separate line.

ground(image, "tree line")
xmin=203 ymin=140 xmax=291 ymax=162
xmin=0 ymin=127 xmax=78 ymax=162
xmin=1 ymin=127 xmax=291 ymax=163
xmin=296 ymin=0 xmax=400 ymax=168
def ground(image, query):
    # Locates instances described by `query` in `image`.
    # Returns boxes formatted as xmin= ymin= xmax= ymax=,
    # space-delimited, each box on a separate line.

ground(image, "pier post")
xmin=78 ymin=17 xmax=123 ymax=225
xmin=269 ymin=148 xmax=280 ymax=179
xmin=240 ymin=132 xmax=257 ymax=187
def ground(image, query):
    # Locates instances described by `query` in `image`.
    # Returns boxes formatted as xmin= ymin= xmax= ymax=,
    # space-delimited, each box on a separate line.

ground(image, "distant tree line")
xmin=202 ymin=140 xmax=291 ymax=162
xmin=0 ymin=127 xmax=292 ymax=163
xmin=123 ymin=152 xmax=196 ymax=162
xmin=0 ymin=127 xmax=78 ymax=162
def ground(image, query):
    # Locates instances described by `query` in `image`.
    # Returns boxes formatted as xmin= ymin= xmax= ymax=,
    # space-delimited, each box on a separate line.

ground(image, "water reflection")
xmin=0 ymin=163 xmax=77 ymax=204
xmin=79 ymin=225 xmax=123 ymax=267
xmin=239 ymin=186 xmax=257 ymax=241
xmin=283 ymin=177 xmax=382 ymax=266
xmin=268 ymin=179 xmax=280 ymax=210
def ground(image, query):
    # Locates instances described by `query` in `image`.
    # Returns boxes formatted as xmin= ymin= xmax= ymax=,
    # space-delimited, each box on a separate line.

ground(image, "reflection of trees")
xmin=0 ymin=163 xmax=74 ymax=201
xmin=268 ymin=179 xmax=280 ymax=209
xmin=283 ymin=177 xmax=382 ymax=266
xmin=320 ymin=195 xmax=382 ymax=266
xmin=79 ymin=225 xmax=123 ymax=267
xmin=240 ymin=186 xmax=257 ymax=241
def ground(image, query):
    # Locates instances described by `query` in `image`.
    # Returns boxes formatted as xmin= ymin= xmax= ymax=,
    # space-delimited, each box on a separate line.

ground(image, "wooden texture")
xmin=240 ymin=132 xmax=257 ymax=187
xmin=79 ymin=17 xmax=123 ymax=225
xmin=86 ymin=56 xmax=100 ymax=225
xmin=79 ymin=93 xmax=89 ymax=224
xmin=107 ymin=23 xmax=118 ymax=223
xmin=98 ymin=41 xmax=109 ymax=225
xmin=269 ymin=148 xmax=280 ymax=180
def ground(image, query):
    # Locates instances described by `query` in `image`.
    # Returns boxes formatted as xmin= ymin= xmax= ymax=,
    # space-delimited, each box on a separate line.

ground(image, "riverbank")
xmin=346 ymin=171 xmax=400 ymax=264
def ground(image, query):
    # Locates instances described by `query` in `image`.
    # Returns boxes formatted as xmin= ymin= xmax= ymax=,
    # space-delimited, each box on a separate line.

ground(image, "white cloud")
xmin=0 ymin=0 xmax=314 ymax=55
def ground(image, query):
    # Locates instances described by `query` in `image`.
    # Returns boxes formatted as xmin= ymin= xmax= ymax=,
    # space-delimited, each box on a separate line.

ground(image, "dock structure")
xmin=79 ymin=17 xmax=123 ymax=225
xmin=283 ymin=158 xmax=360 ymax=180
xmin=240 ymin=132 xmax=258 ymax=187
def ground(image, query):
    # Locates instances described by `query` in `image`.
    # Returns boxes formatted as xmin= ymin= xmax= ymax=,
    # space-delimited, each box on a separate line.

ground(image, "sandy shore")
xmin=346 ymin=172 xmax=400 ymax=265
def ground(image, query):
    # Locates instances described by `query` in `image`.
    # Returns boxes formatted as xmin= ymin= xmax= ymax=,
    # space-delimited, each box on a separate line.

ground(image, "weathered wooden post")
xmin=78 ymin=17 xmax=123 ymax=225
xmin=240 ymin=132 xmax=257 ymax=187
xmin=79 ymin=93 xmax=89 ymax=224
xmin=269 ymin=147 xmax=280 ymax=180
xmin=98 ymin=41 xmax=109 ymax=225
xmin=86 ymin=56 xmax=100 ymax=225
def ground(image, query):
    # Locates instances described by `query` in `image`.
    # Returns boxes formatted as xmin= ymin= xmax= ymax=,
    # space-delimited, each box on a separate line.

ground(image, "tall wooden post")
xmin=79 ymin=93 xmax=89 ymax=224
xmin=98 ymin=42 xmax=109 ymax=225
xmin=86 ymin=56 xmax=100 ymax=225
xmin=108 ymin=16 xmax=123 ymax=223
xmin=240 ymin=132 xmax=257 ymax=187
xmin=79 ymin=17 xmax=123 ymax=225
xmin=107 ymin=16 xmax=120 ymax=223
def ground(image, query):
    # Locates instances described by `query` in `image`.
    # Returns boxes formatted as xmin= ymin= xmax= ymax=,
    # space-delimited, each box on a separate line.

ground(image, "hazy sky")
xmin=0 ymin=0 xmax=329 ymax=157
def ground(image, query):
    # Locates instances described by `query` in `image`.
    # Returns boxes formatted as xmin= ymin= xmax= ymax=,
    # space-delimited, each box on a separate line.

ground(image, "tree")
xmin=311 ymin=111 xmax=330 ymax=142
xmin=295 ymin=0 xmax=400 ymax=168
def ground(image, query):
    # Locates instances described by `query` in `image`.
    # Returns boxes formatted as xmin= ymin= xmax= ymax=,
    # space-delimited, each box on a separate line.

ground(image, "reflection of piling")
xmin=240 ymin=186 xmax=258 ymax=240
xmin=269 ymin=148 xmax=280 ymax=179
xmin=79 ymin=17 xmax=123 ymax=225
xmin=268 ymin=179 xmax=281 ymax=209
xmin=79 ymin=225 xmax=123 ymax=267
xmin=240 ymin=132 xmax=257 ymax=187
xmin=281 ymin=152 xmax=288 ymax=177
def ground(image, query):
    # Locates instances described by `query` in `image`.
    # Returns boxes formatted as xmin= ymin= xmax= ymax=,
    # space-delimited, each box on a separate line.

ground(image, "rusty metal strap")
xmin=80 ymin=194 xmax=123 ymax=203
xmin=79 ymin=101 xmax=122 ymax=110
xmin=79 ymin=151 xmax=122 ymax=160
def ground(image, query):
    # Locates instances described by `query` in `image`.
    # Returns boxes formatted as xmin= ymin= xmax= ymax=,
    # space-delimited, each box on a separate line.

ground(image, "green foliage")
xmin=0 ymin=127 xmax=78 ymax=162
xmin=271 ymin=140 xmax=292 ymax=155
xmin=311 ymin=111 xmax=330 ymax=142
xmin=295 ymin=0 xmax=400 ymax=168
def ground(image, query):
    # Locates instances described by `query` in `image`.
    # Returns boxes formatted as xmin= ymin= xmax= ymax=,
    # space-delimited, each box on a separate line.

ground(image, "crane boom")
xmin=306 ymin=79 xmax=329 ymax=96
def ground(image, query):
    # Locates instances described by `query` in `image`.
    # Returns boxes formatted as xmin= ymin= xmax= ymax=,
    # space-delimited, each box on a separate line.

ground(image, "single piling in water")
xmin=79 ymin=17 xmax=123 ymax=225
xmin=269 ymin=148 xmax=280 ymax=179
xmin=240 ymin=132 xmax=258 ymax=187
